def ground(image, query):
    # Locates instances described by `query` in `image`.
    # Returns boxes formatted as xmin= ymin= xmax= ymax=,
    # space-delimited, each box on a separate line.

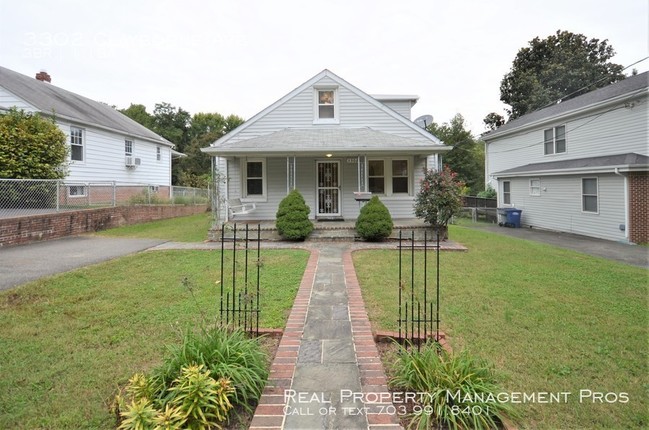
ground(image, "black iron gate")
xmin=219 ymin=224 xmax=261 ymax=335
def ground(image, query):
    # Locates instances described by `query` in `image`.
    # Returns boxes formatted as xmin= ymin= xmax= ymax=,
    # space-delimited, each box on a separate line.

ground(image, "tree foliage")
xmin=120 ymin=103 xmax=244 ymax=187
xmin=500 ymin=30 xmax=626 ymax=119
xmin=414 ymin=166 xmax=465 ymax=232
xmin=427 ymin=114 xmax=484 ymax=194
xmin=0 ymin=108 xmax=68 ymax=179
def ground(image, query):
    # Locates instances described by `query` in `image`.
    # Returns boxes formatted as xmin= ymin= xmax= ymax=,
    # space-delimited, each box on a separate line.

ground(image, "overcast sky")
xmin=0 ymin=0 xmax=647 ymax=136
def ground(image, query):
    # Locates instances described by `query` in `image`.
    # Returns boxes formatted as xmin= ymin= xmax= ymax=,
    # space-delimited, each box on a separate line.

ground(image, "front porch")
xmin=209 ymin=218 xmax=460 ymax=245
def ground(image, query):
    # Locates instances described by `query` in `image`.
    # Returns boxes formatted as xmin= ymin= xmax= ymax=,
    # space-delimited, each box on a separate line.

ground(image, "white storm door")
xmin=316 ymin=161 xmax=341 ymax=216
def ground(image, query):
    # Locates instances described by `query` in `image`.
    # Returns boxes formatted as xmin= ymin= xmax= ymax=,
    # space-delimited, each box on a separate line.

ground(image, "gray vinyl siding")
xmin=376 ymin=100 xmax=412 ymax=119
xmin=0 ymin=86 xmax=37 ymax=111
xmin=225 ymin=76 xmax=431 ymax=145
xmin=486 ymin=93 xmax=648 ymax=187
xmin=226 ymin=155 xmax=427 ymax=221
xmin=505 ymin=174 xmax=626 ymax=242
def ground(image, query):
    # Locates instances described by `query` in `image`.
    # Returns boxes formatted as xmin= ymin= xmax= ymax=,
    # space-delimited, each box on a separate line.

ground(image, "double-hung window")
xmin=544 ymin=125 xmax=566 ymax=155
xmin=367 ymin=158 xmax=411 ymax=195
xmin=582 ymin=178 xmax=598 ymax=213
xmin=125 ymin=139 xmax=133 ymax=157
xmin=156 ymin=146 xmax=161 ymax=161
xmin=314 ymin=88 xmax=338 ymax=123
xmin=70 ymin=127 xmax=84 ymax=161
xmin=529 ymin=178 xmax=541 ymax=196
xmin=244 ymin=159 xmax=266 ymax=198
xmin=502 ymin=181 xmax=511 ymax=204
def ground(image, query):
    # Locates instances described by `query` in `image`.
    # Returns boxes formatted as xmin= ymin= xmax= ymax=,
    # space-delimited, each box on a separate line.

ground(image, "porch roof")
xmin=202 ymin=127 xmax=450 ymax=156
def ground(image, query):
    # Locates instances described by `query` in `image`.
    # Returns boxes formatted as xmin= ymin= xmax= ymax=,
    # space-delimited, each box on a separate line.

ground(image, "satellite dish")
xmin=414 ymin=114 xmax=433 ymax=129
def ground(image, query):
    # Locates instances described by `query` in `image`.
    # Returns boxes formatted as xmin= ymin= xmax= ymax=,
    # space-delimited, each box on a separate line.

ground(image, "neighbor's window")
xmin=544 ymin=125 xmax=566 ymax=155
xmin=70 ymin=127 xmax=84 ymax=161
xmin=502 ymin=181 xmax=511 ymax=204
xmin=125 ymin=139 xmax=133 ymax=156
xmin=68 ymin=185 xmax=86 ymax=197
xmin=245 ymin=159 xmax=265 ymax=197
xmin=368 ymin=160 xmax=385 ymax=194
xmin=529 ymin=178 xmax=541 ymax=196
xmin=392 ymin=159 xmax=409 ymax=194
xmin=582 ymin=178 xmax=598 ymax=213
xmin=156 ymin=146 xmax=161 ymax=161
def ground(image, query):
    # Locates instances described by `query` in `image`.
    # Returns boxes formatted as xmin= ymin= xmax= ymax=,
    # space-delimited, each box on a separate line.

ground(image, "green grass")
xmin=96 ymin=212 xmax=213 ymax=242
xmin=353 ymin=225 xmax=648 ymax=429
xmin=0 ymin=249 xmax=308 ymax=429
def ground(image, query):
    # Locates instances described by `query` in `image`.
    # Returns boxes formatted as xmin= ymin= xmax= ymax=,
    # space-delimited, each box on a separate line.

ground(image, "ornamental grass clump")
xmin=389 ymin=342 xmax=518 ymax=430
xmin=355 ymin=196 xmax=393 ymax=241
xmin=276 ymin=189 xmax=314 ymax=240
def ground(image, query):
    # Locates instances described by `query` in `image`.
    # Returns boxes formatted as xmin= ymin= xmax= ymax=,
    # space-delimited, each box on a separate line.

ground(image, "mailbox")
xmin=353 ymin=192 xmax=372 ymax=202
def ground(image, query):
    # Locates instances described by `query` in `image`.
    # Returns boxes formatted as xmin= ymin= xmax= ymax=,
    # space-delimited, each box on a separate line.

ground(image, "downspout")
xmin=614 ymin=168 xmax=629 ymax=241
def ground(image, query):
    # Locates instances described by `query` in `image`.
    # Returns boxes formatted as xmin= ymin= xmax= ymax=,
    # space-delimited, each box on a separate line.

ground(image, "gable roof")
xmin=493 ymin=152 xmax=649 ymax=177
xmin=484 ymin=71 xmax=649 ymax=141
xmin=0 ymin=66 xmax=172 ymax=147
xmin=206 ymin=69 xmax=444 ymax=151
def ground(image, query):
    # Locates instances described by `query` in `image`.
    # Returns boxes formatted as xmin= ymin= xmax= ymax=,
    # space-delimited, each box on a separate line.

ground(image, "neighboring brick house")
xmin=484 ymin=72 xmax=648 ymax=244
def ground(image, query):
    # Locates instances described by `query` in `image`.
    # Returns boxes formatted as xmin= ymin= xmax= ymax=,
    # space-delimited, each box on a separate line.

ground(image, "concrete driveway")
xmin=0 ymin=236 xmax=165 ymax=291
xmin=466 ymin=223 xmax=649 ymax=268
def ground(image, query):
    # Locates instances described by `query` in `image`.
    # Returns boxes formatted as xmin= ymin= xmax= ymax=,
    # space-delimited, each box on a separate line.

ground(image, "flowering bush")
xmin=414 ymin=166 xmax=465 ymax=235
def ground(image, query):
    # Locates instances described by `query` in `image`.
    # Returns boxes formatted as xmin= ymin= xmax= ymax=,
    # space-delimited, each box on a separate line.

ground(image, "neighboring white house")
xmin=0 ymin=66 xmax=176 ymax=197
xmin=484 ymin=71 xmax=648 ymax=244
xmin=202 ymin=69 xmax=450 ymax=222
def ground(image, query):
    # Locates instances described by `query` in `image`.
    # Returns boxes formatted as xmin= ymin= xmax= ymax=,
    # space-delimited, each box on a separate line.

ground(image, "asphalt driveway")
xmin=0 ymin=236 xmax=165 ymax=291
xmin=466 ymin=223 xmax=648 ymax=268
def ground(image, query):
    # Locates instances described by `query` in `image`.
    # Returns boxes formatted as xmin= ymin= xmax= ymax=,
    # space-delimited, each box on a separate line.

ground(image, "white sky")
xmin=0 ymin=0 xmax=647 ymax=136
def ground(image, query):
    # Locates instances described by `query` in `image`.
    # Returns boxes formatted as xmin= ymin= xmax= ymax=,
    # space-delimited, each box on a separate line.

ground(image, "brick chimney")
xmin=35 ymin=71 xmax=51 ymax=83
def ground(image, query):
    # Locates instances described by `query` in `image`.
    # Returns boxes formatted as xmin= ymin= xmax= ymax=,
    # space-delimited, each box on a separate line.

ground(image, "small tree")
xmin=355 ymin=196 xmax=393 ymax=241
xmin=0 ymin=108 xmax=68 ymax=179
xmin=276 ymin=189 xmax=313 ymax=240
xmin=414 ymin=166 xmax=465 ymax=239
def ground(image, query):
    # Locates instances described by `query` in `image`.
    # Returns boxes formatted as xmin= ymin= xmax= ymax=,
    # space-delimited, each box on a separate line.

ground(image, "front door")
xmin=316 ymin=161 xmax=341 ymax=217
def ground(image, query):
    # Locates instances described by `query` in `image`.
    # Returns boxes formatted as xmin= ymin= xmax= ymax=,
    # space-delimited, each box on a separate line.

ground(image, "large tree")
xmin=499 ymin=30 xmax=626 ymax=119
xmin=427 ymin=114 xmax=485 ymax=194
xmin=0 ymin=108 xmax=68 ymax=179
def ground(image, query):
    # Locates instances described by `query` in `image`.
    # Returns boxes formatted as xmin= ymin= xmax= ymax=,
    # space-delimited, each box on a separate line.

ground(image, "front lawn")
xmin=353 ymin=225 xmax=648 ymax=429
xmin=96 ymin=212 xmax=213 ymax=242
xmin=0 ymin=248 xmax=308 ymax=429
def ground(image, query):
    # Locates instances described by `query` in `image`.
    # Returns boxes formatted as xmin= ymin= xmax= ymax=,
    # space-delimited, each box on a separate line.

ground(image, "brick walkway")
xmin=249 ymin=243 xmax=402 ymax=430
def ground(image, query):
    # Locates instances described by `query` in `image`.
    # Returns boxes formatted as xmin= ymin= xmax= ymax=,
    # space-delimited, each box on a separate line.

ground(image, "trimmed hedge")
xmin=355 ymin=195 xmax=393 ymax=241
xmin=276 ymin=189 xmax=313 ymax=240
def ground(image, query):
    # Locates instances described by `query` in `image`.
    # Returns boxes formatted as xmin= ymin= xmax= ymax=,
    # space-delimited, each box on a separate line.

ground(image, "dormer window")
xmin=314 ymin=88 xmax=338 ymax=123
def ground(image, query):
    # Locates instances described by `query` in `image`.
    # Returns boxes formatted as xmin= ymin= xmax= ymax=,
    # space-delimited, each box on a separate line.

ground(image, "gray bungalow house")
xmin=203 ymin=69 xmax=449 ymax=222
xmin=484 ymin=71 xmax=648 ymax=244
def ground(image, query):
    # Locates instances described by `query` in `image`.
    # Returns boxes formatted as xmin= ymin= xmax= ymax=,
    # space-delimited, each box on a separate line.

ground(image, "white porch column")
xmin=286 ymin=156 xmax=296 ymax=193
xmin=357 ymin=154 xmax=367 ymax=192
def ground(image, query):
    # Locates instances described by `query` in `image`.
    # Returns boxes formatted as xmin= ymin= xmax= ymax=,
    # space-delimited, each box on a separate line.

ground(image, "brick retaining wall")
xmin=0 ymin=205 xmax=208 ymax=247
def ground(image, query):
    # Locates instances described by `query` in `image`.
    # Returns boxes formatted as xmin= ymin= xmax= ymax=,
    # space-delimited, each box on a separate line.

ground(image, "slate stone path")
xmin=249 ymin=243 xmax=402 ymax=430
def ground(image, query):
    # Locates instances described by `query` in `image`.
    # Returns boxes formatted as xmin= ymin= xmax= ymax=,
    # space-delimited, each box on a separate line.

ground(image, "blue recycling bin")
xmin=505 ymin=208 xmax=522 ymax=228
xmin=497 ymin=208 xmax=522 ymax=228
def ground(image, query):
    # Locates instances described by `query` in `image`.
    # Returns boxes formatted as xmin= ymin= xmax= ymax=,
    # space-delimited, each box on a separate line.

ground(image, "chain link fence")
xmin=0 ymin=179 xmax=209 ymax=219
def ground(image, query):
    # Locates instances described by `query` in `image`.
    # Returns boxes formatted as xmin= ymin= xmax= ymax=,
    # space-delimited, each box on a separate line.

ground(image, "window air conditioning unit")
xmin=125 ymin=156 xmax=135 ymax=167
xmin=134 ymin=157 xmax=141 ymax=166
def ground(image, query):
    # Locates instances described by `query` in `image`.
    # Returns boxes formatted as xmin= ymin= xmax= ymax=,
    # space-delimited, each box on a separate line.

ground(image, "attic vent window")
xmin=314 ymin=88 xmax=338 ymax=123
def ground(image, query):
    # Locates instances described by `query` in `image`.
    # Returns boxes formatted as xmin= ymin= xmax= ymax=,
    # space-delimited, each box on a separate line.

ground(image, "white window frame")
xmin=391 ymin=159 xmax=410 ymax=195
xmin=529 ymin=178 xmax=541 ymax=196
xmin=68 ymin=185 xmax=87 ymax=197
xmin=156 ymin=146 xmax=161 ymax=161
xmin=367 ymin=159 xmax=385 ymax=195
xmin=313 ymin=87 xmax=339 ymax=124
xmin=502 ymin=181 xmax=511 ymax=205
xmin=70 ymin=126 xmax=84 ymax=162
xmin=125 ymin=139 xmax=133 ymax=156
xmin=544 ymin=125 xmax=566 ymax=155
xmin=582 ymin=177 xmax=599 ymax=214
xmin=366 ymin=157 xmax=412 ymax=196
xmin=242 ymin=158 xmax=267 ymax=201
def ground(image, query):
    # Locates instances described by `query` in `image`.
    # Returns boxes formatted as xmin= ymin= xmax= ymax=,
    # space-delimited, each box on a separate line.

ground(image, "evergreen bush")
xmin=276 ymin=189 xmax=313 ymax=240
xmin=355 ymin=196 xmax=393 ymax=241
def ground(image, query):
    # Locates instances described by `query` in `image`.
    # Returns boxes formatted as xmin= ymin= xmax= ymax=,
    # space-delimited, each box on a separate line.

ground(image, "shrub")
xmin=355 ymin=196 xmax=393 ymax=241
xmin=477 ymin=186 xmax=497 ymax=199
xmin=414 ymin=166 xmax=465 ymax=239
xmin=389 ymin=342 xmax=518 ymax=430
xmin=276 ymin=189 xmax=313 ymax=240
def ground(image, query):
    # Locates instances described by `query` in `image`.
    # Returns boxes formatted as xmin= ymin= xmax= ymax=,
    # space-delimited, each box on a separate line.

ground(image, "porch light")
xmin=326 ymin=153 xmax=333 ymax=158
